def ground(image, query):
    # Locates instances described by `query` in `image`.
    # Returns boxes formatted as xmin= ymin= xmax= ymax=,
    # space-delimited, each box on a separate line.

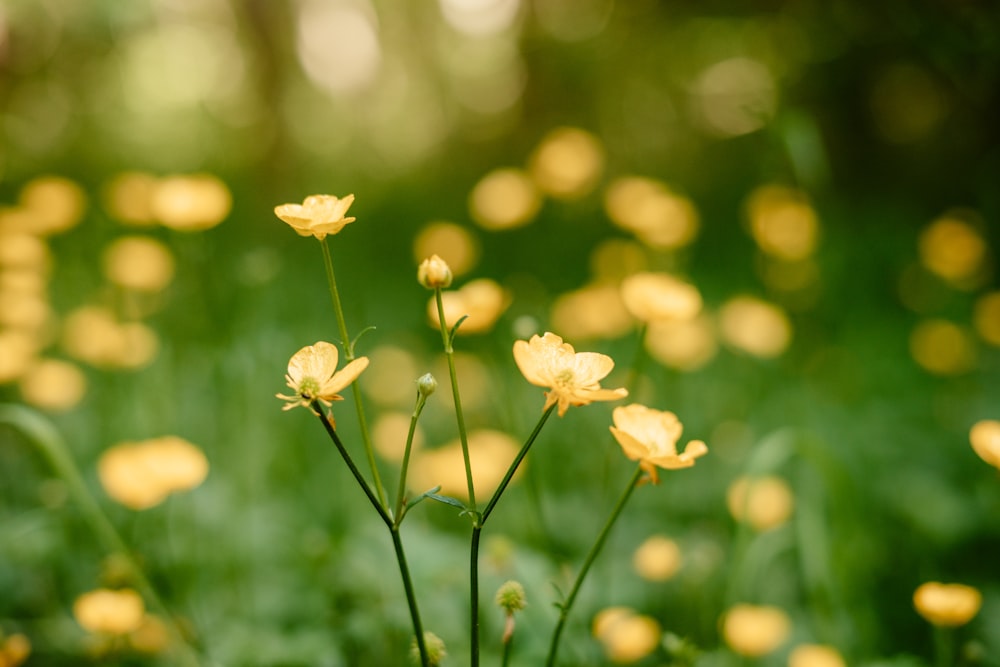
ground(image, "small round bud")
xmin=418 ymin=254 xmax=453 ymax=289
xmin=417 ymin=373 xmax=438 ymax=397
xmin=410 ymin=632 xmax=447 ymax=666
xmin=495 ymin=580 xmax=527 ymax=615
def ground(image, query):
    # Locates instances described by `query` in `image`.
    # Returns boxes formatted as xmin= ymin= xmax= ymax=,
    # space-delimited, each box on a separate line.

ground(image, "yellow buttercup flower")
xmin=418 ymin=254 xmax=453 ymax=289
xmin=913 ymin=582 xmax=982 ymax=627
xmin=513 ymin=332 xmax=627 ymax=417
xmin=274 ymin=194 xmax=356 ymax=240
xmin=73 ymin=588 xmax=145 ymax=635
xmin=277 ymin=341 xmax=369 ymax=414
xmin=609 ymin=404 xmax=707 ymax=484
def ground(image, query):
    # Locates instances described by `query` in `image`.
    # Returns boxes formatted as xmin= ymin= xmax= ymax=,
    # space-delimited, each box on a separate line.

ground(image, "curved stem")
xmin=393 ymin=392 xmax=427 ymax=525
xmin=316 ymin=408 xmax=391 ymax=529
xmin=545 ymin=464 xmax=644 ymax=667
xmin=319 ymin=238 xmax=386 ymax=509
xmin=0 ymin=405 xmax=202 ymax=667
xmin=481 ymin=405 xmax=556 ymax=524
xmin=434 ymin=288 xmax=476 ymax=513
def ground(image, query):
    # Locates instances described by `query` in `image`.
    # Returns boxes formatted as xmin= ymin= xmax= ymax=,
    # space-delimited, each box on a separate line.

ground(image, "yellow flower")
xmin=418 ymin=254 xmax=453 ymax=288
xmin=274 ymin=194 xmax=356 ymax=240
xmin=73 ymin=588 xmax=145 ymax=635
xmin=913 ymin=582 xmax=982 ymax=627
xmin=609 ymin=404 xmax=707 ymax=483
xmin=721 ymin=604 xmax=791 ymax=657
xmin=277 ymin=341 xmax=369 ymax=414
xmin=98 ymin=436 xmax=209 ymax=510
xmin=513 ymin=332 xmax=627 ymax=417
xmin=970 ymin=419 xmax=1000 ymax=469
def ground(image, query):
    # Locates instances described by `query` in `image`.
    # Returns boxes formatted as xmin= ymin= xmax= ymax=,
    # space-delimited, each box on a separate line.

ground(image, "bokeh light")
xmin=592 ymin=606 xmax=662 ymax=664
xmin=409 ymin=429 xmax=520 ymax=499
xmin=718 ymin=296 xmax=792 ymax=358
xmin=469 ymin=168 xmax=541 ymax=230
xmin=726 ymin=475 xmax=794 ymax=531
xmin=644 ymin=315 xmax=717 ymax=371
xmin=969 ymin=420 xmax=1000 ymax=470
xmin=550 ymin=283 xmax=632 ymax=341
xmin=18 ymin=358 xmax=87 ymax=412
xmin=909 ymin=319 xmax=976 ymax=376
xmin=721 ymin=603 xmax=791 ymax=657
xmin=621 ymin=272 xmax=702 ymax=323
xmin=788 ymin=644 xmax=847 ymax=667
xmin=632 ymin=534 xmax=682 ymax=582
xmin=413 ymin=222 xmax=481 ymax=278
xmin=98 ymin=436 xmax=209 ymax=510
xmin=918 ymin=212 xmax=989 ymax=289
xmin=427 ymin=278 xmax=510 ymax=334
xmin=73 ymin=589 xmax=146 ymax=635
xmin=102 ymin=236 xmax=176 ymax=293
xmin=973 ymin=291 xmax=1000 ymax=346
xmin=745 ymin=185 xmax=820 ymax=261
xmin=527 ymin=126 xmax=604 ymax=200
xmin=604 ymin=177 xmax=699 ymax=250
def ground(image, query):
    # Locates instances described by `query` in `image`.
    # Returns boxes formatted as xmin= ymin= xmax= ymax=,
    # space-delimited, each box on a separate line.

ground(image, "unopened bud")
xmin=417 ymin=373 xmax=438 ymax=397
xmin=418 ymin=254 xmax=453 ymax=289
xmin=410 ymin=632 xmax=447 ymax=666
xmin=495 ymin=580 xmax=527 ymax=615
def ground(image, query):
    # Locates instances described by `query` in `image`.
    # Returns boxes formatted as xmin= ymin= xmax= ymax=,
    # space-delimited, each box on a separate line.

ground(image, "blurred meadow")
xmin=1 ymin=0 xmax=1000 ymax=665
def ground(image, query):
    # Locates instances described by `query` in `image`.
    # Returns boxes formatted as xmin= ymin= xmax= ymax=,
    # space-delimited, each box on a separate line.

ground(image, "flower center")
xmin=555 ymin=368 xmax=575 ymax=387
xmin=298 ymin=376 xmax=321 ymax=399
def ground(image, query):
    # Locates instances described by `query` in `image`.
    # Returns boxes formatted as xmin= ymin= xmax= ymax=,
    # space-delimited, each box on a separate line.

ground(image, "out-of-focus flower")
xmin=592 ymin=606 xmax=661 ymax=664
xmin=973 ymin=291 xmax=1000 ymax=346
xmin=550 ymin=283 xmax=633 ymax=341
xmin=73 ymin=589 xmax=146 ymax=635
xmin=621 ymin=272 xmax=702 ymax=322
xmin=413 ymin=222 xmax=480 ymax=277
xmin=495 ymin=580 xmax=527 ymax=614
xmin=104 ymin=172 xmax=159 ymax=226
xmin=409 ymin=429 xmax=520 ymax=500
xmin=528 ymin=127 xmax=604 ymax=200
xmin=913 ymin=582 xmax=982 ymax=627
xmin=19 ymin=358 xmax=87 ymax=412
xmin=610 ymin=404 xmax=707 ymax=483
xmin=18 ymin=176 xmax=87 ymax=235
xmin=632 ymin=534 xmax=682 ymax=581
xmin=0 ymin=631 xmax=31 ymax=666
xmin=726 ymin=475 xmax=794 ymax=531
xmin=644 ymin=315 xmax=718 ymax=371
xmin=418 ymin=254 xmax=453 ymax=289
xmin=919 ymin=212 xmax=988 ymax=289
xmin=590 ymin=238 xmax=648 ymax=282
xmin=788 ymin=644 xmax=847 ymax=667
xmin=745 ymin=185 xmax=820 ymax=261
xmin=98 ymin=436 xmax=209 ymax=510
xmin=721 ymin=604 xmax=791 ymax=657
xmin=604 ymin=177 xmax=699 ymax=250
xmin=718 ymin=296 xmax=792 ymax=358
xmin=427 ymin=278 xmax=509 ymax=334
xmin=274 ymin=194 xmax=356 ymax=240
xmin=152 ymin=175 xmax=232 ymax=231
xmin=0 ymin=330 xmax=39 ymax=383
xmin=0 ymin=232 xmax=51 ymax=271
xmin=970 ymin=420 xmax=1000 ymax=469
xmin=513 ymin=332 xmax=627 ymax=416
xmin=469 ymin=168 xmax=541 ymax=230
xmin=910 ymin=319 xmax=976 ymax=376
xmin=0 ymin=289 xmax=51 ymax=331
xmin=129 ymin=615 xmax=170 ymax=654
xmin=102 ymin=236 xmax=176 ymax=292
xmin=61 ymin=306 xmax=159 ymax=370
xmin=361 ymin=345 xmax=420 ymax=408
xmin=411 ymin=632 xmax=447 ymax=667
xmin=277 ymin=341 xmax=369 ymax=414
xmin=372 ymin=411 xmax=425 ymax=462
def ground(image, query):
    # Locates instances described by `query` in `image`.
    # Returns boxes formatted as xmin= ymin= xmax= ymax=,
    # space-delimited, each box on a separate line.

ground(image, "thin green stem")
xmin=481 ymin=405 xmax=556 ymax=524
xmin=434 ymin=287 xmax=476 ymax=513
xmin=545 ymin=464 xmax=644 ymax=667
xmin=0 ymin=405 xmax=202 ymax=667
xmin=319 ymin=238 xmax=387 ymax=509
xmin=392 ymin=527 xmax=429 ymax=667
xmin=317 ymin=408 xmax=427 ymax=666
xmin=933 ymin=626 xmax=954 ymax=667
xmin=500 ymin=625 xmax=514 ymax=667
xmin=393 ymin=392 xmax=428 ymax=525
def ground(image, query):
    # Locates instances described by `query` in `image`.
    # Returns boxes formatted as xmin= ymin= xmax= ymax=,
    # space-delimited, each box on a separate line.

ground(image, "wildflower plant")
xmin=270 ymin=192 xmax=708 ymax=666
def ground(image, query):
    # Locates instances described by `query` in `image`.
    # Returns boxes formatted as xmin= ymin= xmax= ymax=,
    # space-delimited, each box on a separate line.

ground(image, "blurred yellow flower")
xmin=721 ymin=604 xmax=791 ymax=657
xmin=0 ymin=631 xmax=31 ymax=666
xmin=102 ymin=236 xmax=176 ymax=292
xmin=61 ymin=306 xmax=159 ymax=370
xmin=427 ymin=278 xmax=509 ymax=334
xmin=274 ymin=194 xmax=356 ymax=240
xmin=726 ymin=475 xmax=794 ymax=531
xmin=513 ymin=332 xmax=627 ymax=416
xmin=409 ymin=429 xmax=520 ymax=501
xmin=469 ymin=168 xmax=541 ymax=231
xmin=550 ymin=283 xmax=633 ymax=341
xmin=152 ymin=174 xmax=232 ymax=232
xmin=73 ymin=588 xmax=145 ymax=635
xmin=19 ymin=176 xmax=87 ymax=235
xmin=913 ymin=582 xmax=982 ymax=627
xmin=413 ymin=221 xmax=480 ymax=278
xmin=970 ymin=419 xmax=1000 ymax=469
xmin=788 ymin=644 xmax=847 ymax=667
xmin=644 ymin=315 xmax=718 ymax=371
xmin=632 ymin=534 xmax=682 ymax=581
xmin=418 ymin=254 xmax=453 ymax=289
xmin=621 ymin=272 xmax=702 ymax=322
xmin=718 ymin=296 xmax=792 ymax=358
xmin=0 ymin=330 xmax=39 ymax=383
xmin=98 ymin=436 xmax=209 ymax=510
xmin=277 ymin=341 xmax=369 ymax=414
xmin=745 ymin=185 xmax=820 ymax=261
xmin=973 ymin=291 xmax=1000 ymax=346
xmin=919 ymin=212 xmax=988 ymax=289
xmin=592 ymin=606 xmax=661 ymax=664
xmin=604 ymin=176 xmax=699 ymax=250
xmin=19 ymin=358 xmax=87 ymax=412
xmin=527 ymin=127 xmax=604 ymax=200
xmin=610 ymin=404 xmax=707 ymax=483
xmin=909 ymin=319 xmax=976 ymax=376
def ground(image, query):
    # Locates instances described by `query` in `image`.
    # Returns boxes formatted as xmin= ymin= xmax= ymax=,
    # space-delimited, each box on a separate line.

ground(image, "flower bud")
xmin=417 ymin=373 xmax=438 ymax=397
xmin=410 ymin=632 xmax=447 ymax=666
xmin=495 ymin=580 xmax=527 ymax=615
xmin=418 ymin=254 xmax=453 ymax=289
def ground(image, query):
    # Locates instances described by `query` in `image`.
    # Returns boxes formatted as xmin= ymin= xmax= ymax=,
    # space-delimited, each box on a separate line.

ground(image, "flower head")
xmin=277 ymin=341 xmax=369 ymax=414
xmin=274 ymin=194 xmax=356 ymax=240
xmin=513 ymin=332 xmax=627 ymax=416
xmin=913 ymin=582 xmax=982 ymax=627
xmin=417 ymin=254 xmax=453 ymax=289
xmin=610 ymin=404 xmax=707 ymax=483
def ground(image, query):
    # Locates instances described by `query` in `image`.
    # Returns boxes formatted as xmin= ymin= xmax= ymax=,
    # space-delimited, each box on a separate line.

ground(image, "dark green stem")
xmin=316 ymin=408 xmax=391 ymax=528
xmin=0 ymin=405 xmax=202 ymax=667
xmin=393 ymin=392 xmax=428 ymax=526
xmin=545 ymin=464 xmax=644 ymax=667
xmin=481 ymin=406 xmax=556 ymax=524
xmin=933 ymin=626 xmax=954 ymax=667
xmin=319 ymin=238 xmax=386 ymax=509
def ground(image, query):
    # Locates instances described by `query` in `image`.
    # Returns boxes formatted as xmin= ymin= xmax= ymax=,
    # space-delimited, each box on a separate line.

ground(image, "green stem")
xmin=545 ymin=464 xmax=644 ymax=667
xmin=500 ymin=626 xmax=513 ymax=667
xmin=393 ymin=392 xmax=428 ymax=525
xmin=0 ymin=404 xmax=202 ymax=667
xmin=434 ymin=287 xmax=476 ymax=513
xmin=316 ymin=408 xmax=427 ymax=666
xmin=319 ymin=238 xmax=387 ymax=509
xmin=481 ymin=405 xmax=556 ymax=524
xmin=933 ymin=626 xmax=954 ymax=667
xmin=392 ymin=527 xmax=429 ymax=667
